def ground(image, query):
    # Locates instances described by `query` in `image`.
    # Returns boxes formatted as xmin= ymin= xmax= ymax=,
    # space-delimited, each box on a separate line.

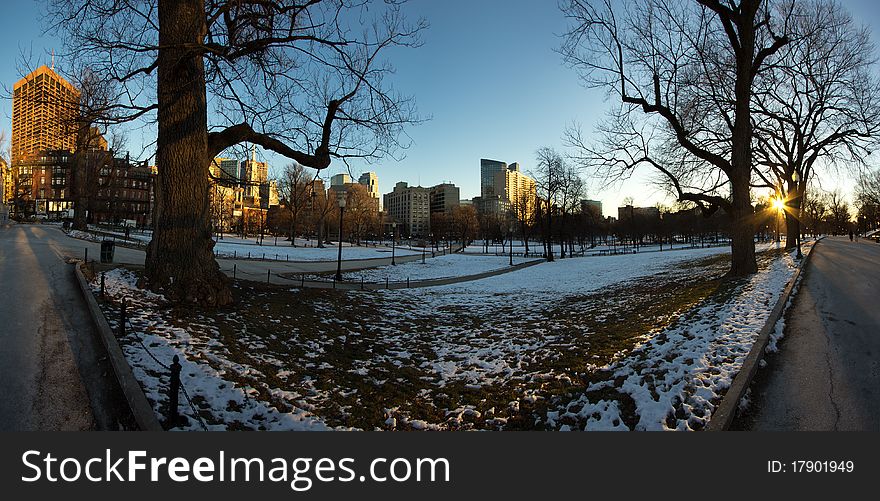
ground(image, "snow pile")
xmin=68 ymin=229 xmax=102 ymax=242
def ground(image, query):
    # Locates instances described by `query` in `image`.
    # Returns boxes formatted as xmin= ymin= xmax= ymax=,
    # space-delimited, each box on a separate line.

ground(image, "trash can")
xmin=100 ymin=240 xmax=115 ymax=263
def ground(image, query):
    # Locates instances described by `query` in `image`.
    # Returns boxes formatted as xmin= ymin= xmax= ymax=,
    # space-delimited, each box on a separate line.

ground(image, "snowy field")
xmin=68 ymin=228 xmax=420 ymax=262
xmin=90 ymin=240 xmax=808 ymax=431
xmin=462 ymin=239 xmax=731 ymax=255
xmin=337 ymin=253 xmax=536 ymax=282
xmin=211 ymin=240 xmax=419 ymax=261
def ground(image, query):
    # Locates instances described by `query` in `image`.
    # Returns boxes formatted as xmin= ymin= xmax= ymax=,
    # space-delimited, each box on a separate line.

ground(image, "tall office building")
xmin=383 ymin=182 xmax=431 ymax=237
xmin=429 ymin=183 xmax=460 ymax=215
xmin=12 ymin=66 xmax=80 ymax=164
xmin=211 ymin=157 xmax=240 ymax=183
xmin=240 ymin=158 xmax=268 ymax=198
xmin=480 ymin=159 xmax=507 ymax=198
xmin=358 ymin=172 xmax=379 ymax=197
xmin=499 ymin=164 xmax=536 ymax=216
xmin=477 ymin=159 xmax=536 ymax=216
xmin=581 ymin=200 xmax=603 ymax=217
xmin=331 ymin=173 xmax=351 ymax=187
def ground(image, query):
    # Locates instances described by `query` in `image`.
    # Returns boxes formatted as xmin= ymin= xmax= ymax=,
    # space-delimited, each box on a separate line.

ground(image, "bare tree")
xmin=560 ymin=0 xmax=791 ymax=276
xmin=0 ymin=131 xmax=9 ymax=218
xmin=343 ymin=183 xmax=379 ymax=244
xmin=558 ymin=162 xmax=585 ymax=257
xmin=451 ymin=204 xmax=479 ymax=248
xmin=65 ymin=69 xmax=120 ymax=230
xmin=48 ymin=0 xmax=427 ymax=305
xmin=826 ymin=189 xmax=852 ymax=234
xmin=310 ymin=181 xmax=337 ymax=248
xmin=510 ymin=193 xmax=535 ymax=256
xmin=275 ymin=163 xmax=314 ymax=246
xmin=532 ymin=147 xmax=566 ymax=261
xmin=752 ymin=0 xmax=880 ymax=249
xmin=856 ymin=168 xmax=880 ymax=206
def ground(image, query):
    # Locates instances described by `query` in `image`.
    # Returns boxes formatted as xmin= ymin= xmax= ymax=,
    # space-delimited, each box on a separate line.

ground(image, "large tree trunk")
xmin=144 ymin=0 xmax=232 ymax=306
xmin=73 ymin=196 xmax=88 ymax=230
xmin=727 ymin=4 xmax=759 ymax=278
xmin=784 ymin=180 xmax=802 ymax=250
xmin=317 ymin=214 xmax=325 ymax=248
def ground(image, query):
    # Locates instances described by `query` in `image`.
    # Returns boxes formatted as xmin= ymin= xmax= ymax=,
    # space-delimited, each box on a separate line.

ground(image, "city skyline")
xmin=3 ymin=0 xmax=880 ymax=217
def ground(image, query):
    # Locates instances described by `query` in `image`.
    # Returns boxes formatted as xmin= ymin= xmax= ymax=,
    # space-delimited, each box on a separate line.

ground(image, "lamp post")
xmin=792 ymin=172 xmax=802 ymax=258
xmin=335 ymin=196 xmax=346 ymax=282
xmin=509 ymin=225 xmax=514 ymax=266
xmin=391 ymin=222 xmax=398 ymax=266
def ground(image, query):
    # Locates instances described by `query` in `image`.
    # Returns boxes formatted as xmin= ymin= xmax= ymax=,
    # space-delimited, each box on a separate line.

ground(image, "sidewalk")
xmin=737 ymin=237 xmax=880 ymax=431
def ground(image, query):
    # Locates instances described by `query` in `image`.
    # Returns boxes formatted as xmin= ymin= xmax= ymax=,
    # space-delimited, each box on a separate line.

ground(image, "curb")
xmin=73 ymin=263 xmax=164 ymax=431
xmin=706 ymin=239 xmax=821 ymax=431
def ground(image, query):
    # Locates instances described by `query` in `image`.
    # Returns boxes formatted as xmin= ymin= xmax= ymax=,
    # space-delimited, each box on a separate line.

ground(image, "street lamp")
xmin=335 ymin=196 xmax=346 ymax=282
xmin=792 ymin=172 xmax=802 ymax=258
xmin=509 ymin=224 xmax=514 ymax=266
xmin=391 ymin=222 xmax=398 ymax=266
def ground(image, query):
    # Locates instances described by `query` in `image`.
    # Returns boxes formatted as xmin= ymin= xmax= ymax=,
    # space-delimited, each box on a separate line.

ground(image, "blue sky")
xmin=2 ymin=0 xmax=879 ymax=216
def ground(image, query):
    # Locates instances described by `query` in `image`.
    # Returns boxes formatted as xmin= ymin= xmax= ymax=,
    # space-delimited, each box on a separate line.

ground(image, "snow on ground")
xmin=414 ymin=243 xmax=774 ymax=312
xmin=548 ymin=242 xmax=815 ymax=431
xmin=92 ymin=268 xmax=332 ymax=431
xmin=338 ymin=253 xmax=535 ymax=282
xmin=90 ymin=240 xmax=806 ymax=431
xmin=211 ymin=240 xmax=419 ymax=261
xmin=68 ymin=229 xmax=103 ymax=242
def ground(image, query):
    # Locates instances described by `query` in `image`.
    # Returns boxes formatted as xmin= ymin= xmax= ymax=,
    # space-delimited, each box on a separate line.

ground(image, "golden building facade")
xmin=11 ymin=66 xmax=80 ymax=165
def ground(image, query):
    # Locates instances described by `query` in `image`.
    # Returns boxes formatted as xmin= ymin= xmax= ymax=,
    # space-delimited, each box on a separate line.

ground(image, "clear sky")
xmin=2 ymin=0 xmax=879 ymax=217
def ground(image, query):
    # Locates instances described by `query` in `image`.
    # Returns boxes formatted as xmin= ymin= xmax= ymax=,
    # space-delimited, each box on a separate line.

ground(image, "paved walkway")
xmin=275 ymin=258 xmax=546 ymax=290
xmin=0 ymin=223 xmax=133 ymax=430
xmin=742 ymin=237 xmax=880 ymax=431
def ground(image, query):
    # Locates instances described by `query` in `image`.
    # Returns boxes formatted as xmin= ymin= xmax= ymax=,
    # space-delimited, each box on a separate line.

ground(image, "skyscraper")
xmin=331 ymin=173 xmax=351 ymax=187
xmin=480 ymin=159 xmax=507 ymax=198
xmin=11 ymin=66 xmax=80 ymax=164
xmin=358 ymin=171 xmax=380 ymax=209
xmin=383 ymin=182 xmax=431 ymax=237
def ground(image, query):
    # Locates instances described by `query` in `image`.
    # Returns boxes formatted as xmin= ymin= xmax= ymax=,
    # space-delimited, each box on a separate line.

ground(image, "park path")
xmin=0 ymin=223 xmax=133 ymax=430
xmin=742 ymin=237 xmax=880 ymax=431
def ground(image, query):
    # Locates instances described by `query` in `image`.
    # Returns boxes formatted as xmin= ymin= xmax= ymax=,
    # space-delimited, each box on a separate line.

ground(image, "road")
xmin=0 ymin=223 xmax=134 ymax=430
xmin=742 ymin=236 xmax=880 ymax=431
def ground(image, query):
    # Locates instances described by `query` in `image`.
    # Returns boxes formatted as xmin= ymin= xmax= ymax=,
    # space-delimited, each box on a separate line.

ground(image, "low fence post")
xmin=361 ymin=277 xmax=364 ymax=290
xmin=267 ymin=269 xmax=271 ymax=284
xmin=100 ymin=272 xmax=106 ymax=299
xmin=118 ymin=298 xmax=126 ymax=338
xmin=167 ymin=355 xmax=181 ymax=427
xmin=407 ymin=277 xmax=410 ymax=288
xmin=386 ymin=277 xmax=389 ymax=289
xmin=84 ymin=247 xmax=88 ymax=263
xmin=233 ymin=264 xmax=237 ymax=280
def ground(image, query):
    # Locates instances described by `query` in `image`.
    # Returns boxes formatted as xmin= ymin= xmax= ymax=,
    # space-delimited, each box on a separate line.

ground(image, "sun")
xmin=772 ymin=198 xmax=786 ymax=211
